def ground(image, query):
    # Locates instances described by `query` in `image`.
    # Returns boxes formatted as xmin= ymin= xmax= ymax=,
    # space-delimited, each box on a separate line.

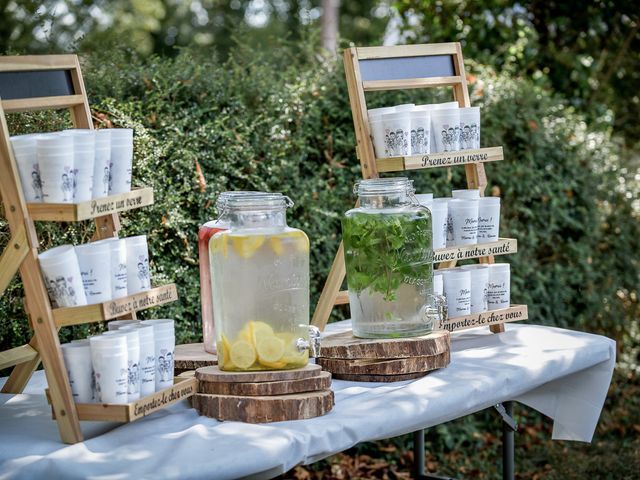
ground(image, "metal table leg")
xmin=412 ymin=429 xmax=456 ymax=480
xmin=501 ymin=402 xmax=515 ymax=480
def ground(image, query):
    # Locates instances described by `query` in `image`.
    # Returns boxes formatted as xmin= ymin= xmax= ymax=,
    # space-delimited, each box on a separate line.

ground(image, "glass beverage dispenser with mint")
xmin=210 ymin=193 xmax=313 ymax=371
xmin=343 ymin=177 xmax=442 ymax=338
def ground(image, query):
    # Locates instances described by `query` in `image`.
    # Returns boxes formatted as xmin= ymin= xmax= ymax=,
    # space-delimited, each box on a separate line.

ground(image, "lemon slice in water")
xmin=231 ymin=235 xmax=265 ymax=259
xmin=256 ymin=336 xmax=285 ymax=364
xmin=230 ymin=340 xmax=257 ymax=369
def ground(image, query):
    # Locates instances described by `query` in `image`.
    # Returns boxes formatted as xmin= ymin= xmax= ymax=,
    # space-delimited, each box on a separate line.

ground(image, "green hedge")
xmin=1 ymin=44 xmax=637 ymax=361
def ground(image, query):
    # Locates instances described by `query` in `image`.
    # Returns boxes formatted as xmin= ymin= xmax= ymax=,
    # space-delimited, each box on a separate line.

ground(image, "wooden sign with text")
xmin=433 ymin=238 xmax=517 ymax=264
xmin=376 ymin=146 xmax=504 ymax=173
xmin=436 ymin=304 xmax=528 ymax=333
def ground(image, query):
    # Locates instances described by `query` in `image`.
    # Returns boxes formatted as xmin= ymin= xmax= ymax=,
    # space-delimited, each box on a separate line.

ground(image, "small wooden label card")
xmin=436 ymin=304 xmax=528 ymax=333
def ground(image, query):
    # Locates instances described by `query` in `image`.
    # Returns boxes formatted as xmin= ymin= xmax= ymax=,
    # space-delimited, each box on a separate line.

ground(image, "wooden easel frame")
xmin=0 ymin=55 xmax=189 ymax=444
xmin=312 ymin=43 xmax=516 ymax=333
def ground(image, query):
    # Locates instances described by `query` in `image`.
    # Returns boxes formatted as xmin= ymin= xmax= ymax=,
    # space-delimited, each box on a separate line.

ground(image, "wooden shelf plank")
xmin=363 ymin=76 xmax=462 ymax=92
xmin=356 ymin=43 xmax=459 ymax=59
xmin=376 ymin=146 xmax=504 ymax=173
xmin=434 ymin=238 xmax=517 ymax=264
xmin=48 ymin=377 xmax=197 ymax=422
xmin=0 ymin=344 xmax=38 ymax=370
xmin=437 ymin=304 xmax=528 ymax=333
xmin=53 ymin=283 xmax=178 ymax=328
xmin=27 ymin=187 xmax=154 ymax=222
xmin=2 ymin=95 xmax=85 ymax=113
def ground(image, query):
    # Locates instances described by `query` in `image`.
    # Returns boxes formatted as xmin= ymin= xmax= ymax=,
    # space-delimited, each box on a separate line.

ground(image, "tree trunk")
xmin=321 ymin=0 xmax=340 ymax=55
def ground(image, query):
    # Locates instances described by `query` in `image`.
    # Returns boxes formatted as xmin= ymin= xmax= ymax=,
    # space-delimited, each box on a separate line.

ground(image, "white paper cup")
xmin=433 ymin=271 xmax=444 ymax=296
xmin=11 ymin=135 xmax=43 ymax=202
xmin=449 ymin=199 xmax=479 ymax=246
xmin=109 ymin=144 xmax=133 ymax=194
xmin=108 ymin=319 xmax=140 ymax=331
xmin=93 ymin=237 xmax=128 ymax=298
xmin=93 ymin=129 xmax=111 ymax=199
xmin=125 ymin=235 xmax=151 ymax=294
xmin=37 ymin=132 xmax=73 ymax=150
xmin=429 ymin=199 xmax=449 ymax=249
xmin=461 ymin=265 xmax=489 ymax=313
xmin=38 ymin=245 xmax=87 ymax=307
xmin=381 ymin=112 xmax=411 ymax=157
xmin=140 ymin=319 xmax=175 ymax=391
xmin=369 ymin=118 xmax=388 ymax=158
xmin=452 ymin=189 xmax=481 ymax=199
xmin=431 ymin=109 xmax=461 ymax=153
xmin=487 ymin=263 xmax=511 ymax=310
xmin=459 ymin=107 xmax=480 ymax=149
xmin=477 ymin=197 xmax=501 ymax=243
xmin=409 ymin=110 xmax=430 ymax=155
xmin=108 ymin=128 xmax=133 ymax=143
xmin=416 ymin=103 xmax=459 ymax=149
xmin=61 ymin=342 xmax=94 ymax=403
xmin=74 ymin=242 xmax=112 ymax=304
xmin=105 ymin=329 xmax=141 ymax=401
xmin=90 ymin=334 xmax=128 ymax=404
xmin=415 ymin=193 xmax=433 ymax=205
xmin=71 ymin=145 xmax=95 ymax=202
xmin=393 ymin=103 xmax=415 ymax=112
xmin=121 ymin=324 xmax=156 ymax=397
xmin=443 ymin=269 xmax=471 ymax=317
xmin=38 ymin=153 xmax=75 ymax=203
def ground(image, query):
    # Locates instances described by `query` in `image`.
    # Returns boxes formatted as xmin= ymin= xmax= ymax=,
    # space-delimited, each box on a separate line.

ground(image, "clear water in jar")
xmin=210 ymin=228 xmax=309 ymax=370
xmin=343 ymin=209 xmax=433 ymax=338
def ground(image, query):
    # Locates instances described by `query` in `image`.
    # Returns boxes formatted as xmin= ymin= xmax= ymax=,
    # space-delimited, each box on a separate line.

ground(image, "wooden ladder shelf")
xmin=311 ymin=42 xmax=528 ymax=333
xmin=0 ymin=55 xmax=186 ymax=444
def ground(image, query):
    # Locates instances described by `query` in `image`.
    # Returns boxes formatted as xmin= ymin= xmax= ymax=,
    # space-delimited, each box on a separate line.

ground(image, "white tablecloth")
xmin=0 ymin=323 xmax=615 ymax=480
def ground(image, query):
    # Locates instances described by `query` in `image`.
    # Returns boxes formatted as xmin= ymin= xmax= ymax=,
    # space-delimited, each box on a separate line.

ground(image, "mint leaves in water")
xmin=342 ymin=211 xmax=433 ymax=302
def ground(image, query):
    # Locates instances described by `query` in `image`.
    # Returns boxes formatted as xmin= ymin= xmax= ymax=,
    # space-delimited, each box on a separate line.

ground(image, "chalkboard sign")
xmin=359 ymin=55 xmax=455 ymax=82
xmin=0 ymin=70 xmax=74 ymax=100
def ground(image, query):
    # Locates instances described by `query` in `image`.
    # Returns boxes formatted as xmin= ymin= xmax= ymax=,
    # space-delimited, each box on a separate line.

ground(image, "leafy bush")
xmin=1 ymin=42 xmax=637 ymax=363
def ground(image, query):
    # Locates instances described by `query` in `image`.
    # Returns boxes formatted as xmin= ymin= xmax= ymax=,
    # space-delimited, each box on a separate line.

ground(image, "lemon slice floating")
xmin=256 ymin=336 xmax=285 ymax=364
xmin=230 ymin=339 xmax=257 ymax=369
xmin=251 ymin=321 xmax=275 ymax=345
xmin=231 ymin=235 xmax=265 ymax=259
xmin=209 ymin=235 xmax=228 ymax=258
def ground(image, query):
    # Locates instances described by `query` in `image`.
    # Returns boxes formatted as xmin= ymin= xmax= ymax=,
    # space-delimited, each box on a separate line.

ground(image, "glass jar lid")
xmin=225 ymin=192 xmax=293 ymax=212
xmin=354 ymin=177 xmax=412 ymax=196
xmin=215 ymin=191 xmax=268 ymax=210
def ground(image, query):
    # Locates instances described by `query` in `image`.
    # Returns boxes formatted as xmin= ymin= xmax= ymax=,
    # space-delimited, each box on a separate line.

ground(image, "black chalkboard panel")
xmin=359 ymin=55 xmax=455 ymax=82
xmin=0 ymin=70 xmax=74 ymax=100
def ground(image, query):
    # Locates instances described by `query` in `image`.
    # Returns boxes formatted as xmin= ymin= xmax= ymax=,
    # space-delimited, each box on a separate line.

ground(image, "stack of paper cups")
xmin=449 ymin=199 xmax=479 ymax=245
xmin=109 ymin=128 xmax=133 ymax=194
xmin=381 ymin=111 xmax=411 ymax=157
xmin=121 ymin=323 xmax=156 ymax=396
xmin=10 ymin=134 xmax=43 ymax=202
xmin=430 ymin=199 xmax=449 ymax=250
xmin=93 ymin=237 xmax=129 ymax=299
xmin=93 ymin=129 xmax=112 ymax=199
xmin=431 ymin=108 xmax=461 ymax=153
xmin=477 ymin=197 xmax=501 ymax=243
xmin=62 ymin=129 xmax=95 ymax=202
xmin=75 ymin=242 xmax=112 ymax=304
xmin=459 ymin=107 xmax=480 ymax=149
xmin=125 ymin=235 xmax=151 ymax=294
xmin=38 ymin=245 xmax=87 ymax=307
xmin=37 ymin=134 xmax=75 ymax=203
xmin=104 ymin=329 xmax=141 ymax=401
xmin=443 ymin=269 xmax=471 ymax=317
xmin=487 ymin=263 xmax=511 ymax=310
xmin=108 ymin=319 xmax=140 ymax=331
xmin=140 ymin=319 xmax=175 ymax=391
xmin=368 ymin=106 xmax=396 ymax=159
xmin=461 ymin=265 xmax=490 ymax=313
xmin=452 ymin=189 xmax=481 ymax=199
xmin=60 ymin=341 xmax=94 ymax=403
xmin=89 ymin=334 xmax=128 ymax=404
xmin=409 ymin=109 xmax=431 ymax=155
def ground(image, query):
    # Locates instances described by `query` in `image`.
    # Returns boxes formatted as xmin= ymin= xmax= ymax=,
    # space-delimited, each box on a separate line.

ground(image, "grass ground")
xmin=280 ymin=370 xmax=640 ymax=480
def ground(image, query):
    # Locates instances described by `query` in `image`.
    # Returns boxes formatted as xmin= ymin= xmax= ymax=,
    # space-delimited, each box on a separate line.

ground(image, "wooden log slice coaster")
xmin=193 ymin=389 xmax=334 ymax=423
xmin=195 ymin=363 xmax=322 ymax=384
xmin=319 ymin=330 xmax=450 ymax=360
xmin=331 ymin=371 xmax=431 ymax=383
xmin=199 ymin=371 xmax=332 ymax=396
xmin=317 ymin=350 xmax=450 ymax=376
xmin=175 ymin=343 xmax=217 ymax=374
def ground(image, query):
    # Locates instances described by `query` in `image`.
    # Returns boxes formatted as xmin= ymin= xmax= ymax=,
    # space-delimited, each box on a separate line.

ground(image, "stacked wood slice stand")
xmin=317 ymin=331 xmax=450 ymax=382
xmin=192 ymin=364 xmax=334 ymax=422
xmin=311 ymin=42 xmax=528 ymax=339
xmin=174 ymin=343 xmax=217 ymax=374
xmin=0 ymin=55 xmax=192 ymax=444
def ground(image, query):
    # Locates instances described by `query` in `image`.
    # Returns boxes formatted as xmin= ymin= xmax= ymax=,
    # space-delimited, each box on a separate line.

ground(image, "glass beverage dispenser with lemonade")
xmin=209 ymin=193 xmax=314 ymax=371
